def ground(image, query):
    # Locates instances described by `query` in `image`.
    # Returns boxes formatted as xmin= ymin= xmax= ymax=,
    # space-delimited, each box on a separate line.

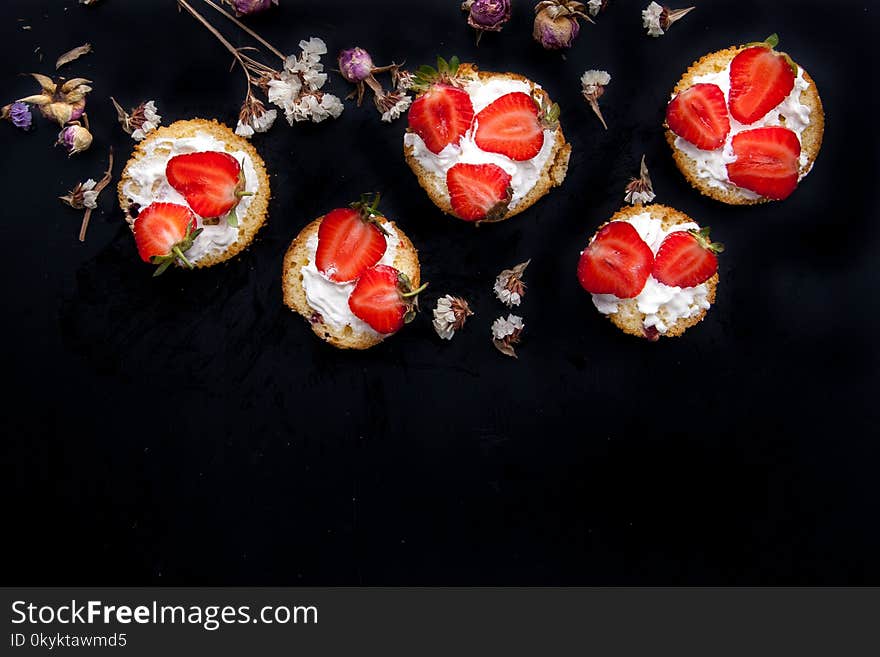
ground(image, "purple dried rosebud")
xmin=225 ymin=0 xmax=278 ymax=16
xmin=2 ymin=102 xmax=33 ymax=130
xmin=532 ymin=1 xmax=592 ymax=50
xmin=338 ymin=47 xmax=374 ymax=83
xmin=462 ymin=0 xmax=511 ymax=32
xmin=57 ymin=124 xmax=93 ymax=157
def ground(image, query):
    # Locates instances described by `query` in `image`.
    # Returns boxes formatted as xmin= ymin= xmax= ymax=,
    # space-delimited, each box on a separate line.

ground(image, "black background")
xmin=2 ymin=0 xmax=878 ymax=584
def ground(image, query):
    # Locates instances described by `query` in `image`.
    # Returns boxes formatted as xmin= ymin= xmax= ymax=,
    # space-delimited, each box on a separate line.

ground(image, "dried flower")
xmin=642 ymin=2 xmax=694 ymax=37
xmin=336 ymin=46 xmax=413 ymax=122
xmin=338 ymin=47 xmax=375 ymax=83
xmin=586 ymin=0 xmax=605 ymax=16
xmin=624 ymin=155 xmax=656 ymax=205
xmin=178 ymin=1 xmax=342 ymax=129
xmin=494 ymin=260 xmax=530 ymax=307
xmin=60 ymin=148 xmax=113 ymax=241
xmin=533 ymin=1 xmax=593 ymax=50
xmin=433 ymin=295 xmax=474 ymax=340
xmin=462 ymin=0 xmax=511 ymax=44
xmin=60 ymin=178 xmax=99 ymax=210
xmin=224 ymin=0 xmax=278 ymax=15
xmin=1 ymin=102 xmax=33 ymax=130
xmin=17 ymin=74 xmax=90 ymax=126
xmin=580 ymin=69 xmax=610 ymax=129
xmin=57 ymin=123 xmax=93 ymax=157
xmin=492 ymin=314 xmax=524 ymax=358
xmin=111 ymin=98 xmax=162 ymax=141
xmin=235 ymin=93 xmax=277 ymax=136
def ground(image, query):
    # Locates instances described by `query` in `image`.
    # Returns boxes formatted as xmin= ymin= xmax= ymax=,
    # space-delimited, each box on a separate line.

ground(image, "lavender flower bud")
xmin=4 ymin=102 xmax=33 ymax=130
xmin=463 ymin=0 xmax=511 ymax=32
xmin=337 ymin=47 xmax=374 ymax=83
xmin=57 ymin=124 xmax=93 ymax=156
xmin=228 ymin=0 xmax=278 ymax=15
xmin=533 ymin=8 xmax=581 ymax=49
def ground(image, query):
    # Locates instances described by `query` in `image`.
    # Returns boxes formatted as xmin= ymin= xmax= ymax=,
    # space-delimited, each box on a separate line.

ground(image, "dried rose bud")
xmin=642 ymin=2 xmax=694 ymax=37
xmin=338 ymin=47 xmax=374 ymax=83
xmin=57 ymin=124 xmax=93 ymax=156
xmin=462 ymin=0 xmax=511 ymax=44
xmin=533 ymin=1 xmax=592 ymax=50
xmin=225 ymin=0 xmax=278 ymax=16
xmin=1 ymin=102 xmax=33 ymax=130
xmin=433 ymin=295 xmax=474 ymax=340
xmin=17 ymin=74 xmax=91 ymax=126
xmin=624 ymin=155 xmax=656 ymax=205
xmin=491 ymin=314 xmax=525 ymax=358
xmin=580 ymin=69 xmax=610 ymax=129
xmin=494 ymin=260 xmax=530 ymax=307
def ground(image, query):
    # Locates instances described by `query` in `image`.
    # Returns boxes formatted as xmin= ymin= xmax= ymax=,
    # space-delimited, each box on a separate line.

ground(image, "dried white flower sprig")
xmin=580 ymin=69 xmax=610 ymax=129
xmin=60 ymin=147 xmax=113 ymax=242
xmin=336 ymin=47 xmax=412 ymax=123
xmin=586 ymin=0 xmax=608 ymax=17
xmin=111 ymin=98 xmax=162 ymax=141
xmin=177 ymin=0 xmax=342 ymax=137
xmin=642 ymin=2 xmax=694 ymax=37
xmin=433 ymin=295 xmax=474 ymax=340
xmin=624 ymin=155 xmax=656 ymax=205
xmin=492 ymin=314 xmax=525 ymax=358
xmin=494 ymin=260 xmax=530 ymax=307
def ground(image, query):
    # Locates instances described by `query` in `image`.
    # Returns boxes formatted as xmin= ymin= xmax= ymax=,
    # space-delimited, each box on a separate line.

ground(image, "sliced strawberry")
xmin=728 ymin=45 xmax=795 ymax=125
xmin=727 ymin=126 xmax=801 ymax=200
xmin=653 ymin=227 xmax=723 ymax=288
xmin=446 ymin=162 xmax=512 ymax=222
xmin=166 ymin=151 xmax=248 ymax=222
xmin=577 ymin=221 xmax=654 ymax=298
xmin=407 ymin=84 xmax=474 ymax=154
xmin=316 ymin=204 xmax=388 ymax=283
xmin=474 ymin=92 xmax=545 ymax=161
xmin=666 ymin=83 xmax=731 ymax=150
xmin=348 ymin=264 xmax=427 ymax=335
xmin=133 ymin=202 xmax=202 ymax=276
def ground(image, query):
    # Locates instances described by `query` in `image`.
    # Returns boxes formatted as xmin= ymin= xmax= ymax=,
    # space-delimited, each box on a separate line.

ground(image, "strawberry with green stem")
xmin=408 ymin=57 xmax=475 ymax=154
xmin=316 ymin=193 xmax=390 ymax=283
xmin=166 ymin=151 xmax=253 ymax=227
xmin=133 ymin=202 xmax=203 ymax=276
xmin=348 ymin=264 xmax=428 ymax=335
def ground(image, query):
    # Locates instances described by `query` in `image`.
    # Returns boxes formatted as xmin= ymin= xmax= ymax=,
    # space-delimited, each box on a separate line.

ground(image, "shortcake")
xmin=577 ymin=204 xmax=722 ymax=340
xmin=403 ymin=57 xmax=571 ymax=223
xmin=282 ymin=195 xmax=424 ymax=350
xmin=665 ymin=35 xmax=824 ymax=204
xmin=118 ymin=118 xmax=270 ymax=273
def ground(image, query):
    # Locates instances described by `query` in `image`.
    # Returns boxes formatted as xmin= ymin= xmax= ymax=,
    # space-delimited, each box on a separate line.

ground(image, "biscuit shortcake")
xmin=664 ymin=35 xmax=824 ymax=204
xmin=282 ymin=195 xmax=424 ymax=350
xmin=577 ymin=204 xmax=722 ymax=340
xmin=403 ymin=58 xmax=570 ymax=223
xmin=118 ymin=119 xmax=270 ymax=273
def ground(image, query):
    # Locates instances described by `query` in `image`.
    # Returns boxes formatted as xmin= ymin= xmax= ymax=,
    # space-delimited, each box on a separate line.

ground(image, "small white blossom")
xmin=380 ymin=95 xmax=412 ymax=123
xmin=624 ymin=155 xmax=656 ymax=205
xmin=299 ymin=37 xmax=328 ymax=58
xmin=235 ymin=121 xmax=254 ymax=137
xmin=581 ymin=70 xmax=611 ymax=89
xmin=131 ymin=100 xmax=161 ymax=141
xmin=587 ymin=0 xmax=602 ymax=16
xmin=642 ymin=2 xmax=665 ymax=36
xmin=492 ymin=314 xmax=524 ymax=340
xmin=494 ymin=260 xmax=530 ymax=307
xmin=432 ymin=295 xmax=473 ymax=340
xmin=80 ymin=179 xmax=98 ymax=209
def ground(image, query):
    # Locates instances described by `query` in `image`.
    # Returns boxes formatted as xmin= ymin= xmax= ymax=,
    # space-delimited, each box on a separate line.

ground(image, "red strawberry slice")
xmin=577 ymin=221 xmax=654 ymax=298
xmin=133 ymin=202 xmax=202 ymax=276
xmin=166 ymin=151 xmax=248 ymax=221
xmin=666 ymin=83 xmax=731 ymax=150
xmin=726 ymin=126 xmax=801 ymax=200
xmin=316 ymin=207 xmax=388 ymax=283
xmin=728 ymin=45 xmax=795 ymax=125
xmin=653 ymin=227 xmax=723 ymax=288
xmin=474 ymin=92 xmax=545 ymax=161
xmin=446 ymin=162 xmax=512 ymax=222
xmin=348 ymin=264 xmax=427 ymax=335
xmin=408 ymin=84 xmax=474 ymax=154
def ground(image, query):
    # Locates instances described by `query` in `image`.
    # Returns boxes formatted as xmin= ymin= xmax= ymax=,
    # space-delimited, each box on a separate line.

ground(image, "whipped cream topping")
xmin=590 ymin=213 xmax=711 ymax=334
xmin=300 ymin=221 xmax=401 ymax=337
xmin=120 ymin=131 xmax=260 ymax=263
xmin=404 ymin=77 xmax=558 ymax=211
xmin=672 ymin=64 xmax=813 ymax=198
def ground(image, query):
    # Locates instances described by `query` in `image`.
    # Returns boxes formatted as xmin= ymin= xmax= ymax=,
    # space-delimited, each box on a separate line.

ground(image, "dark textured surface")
xmin=2 ymin=0 xmax=878 ymax=584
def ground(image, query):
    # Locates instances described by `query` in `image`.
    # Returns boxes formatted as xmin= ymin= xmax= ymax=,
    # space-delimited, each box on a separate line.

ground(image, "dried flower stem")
xmin=79 ymin=147 xmax=113 ymax=242
xmin=200 ymin=0 xmax=285 ymax=61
